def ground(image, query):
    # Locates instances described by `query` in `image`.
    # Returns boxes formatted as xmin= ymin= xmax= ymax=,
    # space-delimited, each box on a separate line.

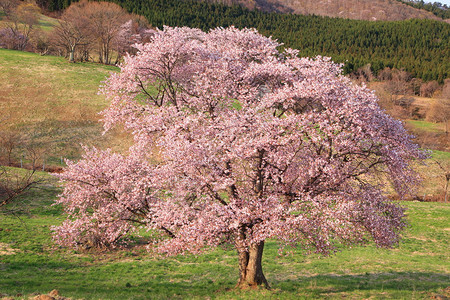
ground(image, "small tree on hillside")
xmin=53 ymin=27 xmax=426 ymax=288
xmin=385 ymin=69 xmax=412 ymax=100
xmin=0 ymin=130 xmax=22 ymax=165
xmin=0 ymin=0 xmax=19 ymax=17
xmin=52 ymin=1 xmax=135 ymax=64
xmin=51 ymin=1 xmax=92 ymax=63
xmin=2 ymin=2 xmax=40 ymax=50
xmin=420 ymin=80 xmax=439 ymax=98
xmin=83 ymin=1 xmax=128 ymax=64
xmin=0 ymin=166 xmax=39 ymax=209
xmin=427 ymin=79 xmax=450 ymax=134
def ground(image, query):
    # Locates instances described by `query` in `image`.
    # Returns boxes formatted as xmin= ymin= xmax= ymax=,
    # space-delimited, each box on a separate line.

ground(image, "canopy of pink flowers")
xmin=53 ymin=26 xmax=426 ymax=255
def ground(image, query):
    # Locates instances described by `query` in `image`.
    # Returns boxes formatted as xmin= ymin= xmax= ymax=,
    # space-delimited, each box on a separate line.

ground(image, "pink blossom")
xmin=54 ymin=27 xmax=426 ymax=259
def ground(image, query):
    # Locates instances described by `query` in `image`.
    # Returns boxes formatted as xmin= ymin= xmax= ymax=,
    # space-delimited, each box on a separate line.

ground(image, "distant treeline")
xmin=37 ymin=0 xmax=449 ymax=82
xmin=396 ymin=0 xmax=450 ymax=19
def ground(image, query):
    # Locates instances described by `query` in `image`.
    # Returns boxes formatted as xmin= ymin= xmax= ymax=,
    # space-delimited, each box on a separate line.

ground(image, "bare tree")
xmin=385 ymin=69 xmax=412 ymax=101
xmin=434 ymin=160 xmax=450 ymax=203
xmin=3 ymin=2 xmax=40 ymax=50
xmin=356 ymin=63 xmax=374 ymax=82
xmin=410 ymin=77 xmax=423 ymax=96
xmin=0 ymin=166 xmax=40 ymax=208
xmin=51 ymin=1 xmax=92 ymax=62
xmin=84 ymin=1 xmax=128 ymax=64
xmin=0 ymin=130 xmax=21 ymax=166
xmin=427 ymin=98 xmax=450 ymax=134
xmin=427 ymin=79 xmax=450 ymax=134
xmin=52 ymin=1 xmax=130 ymax=64
xmin=34 ymin=29 xmax=52 ymax=55
xmin=0 ymin=0 xmax=19 ymax=16
xmin=443 ymin=79 xmax=450 ymax=100
xmin=420 ymin=80 xmax=439 ymax=98
xmin=378 ymin=67 xmax=392 ymax=81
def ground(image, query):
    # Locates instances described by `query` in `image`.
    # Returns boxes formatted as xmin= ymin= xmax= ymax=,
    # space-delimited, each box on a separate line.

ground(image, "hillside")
xmin=116 ymin=0 xmax=449 ymax=82
xmin=5 ymin=0 xmax=447 ymax=81
xmin=199 ymin=0 xmax=443 ymax=21
xmin=0 ymin=49 xmax=130 ymax=167
xmin=38 ymin=0 xmax=446 ymax=21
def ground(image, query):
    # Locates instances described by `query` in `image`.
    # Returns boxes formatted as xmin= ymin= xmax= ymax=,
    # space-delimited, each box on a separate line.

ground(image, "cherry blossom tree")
xmin=53 ymin=26 xmax=426 ymax=288
xmin=114 ymin=19 xmax=156 ymax=64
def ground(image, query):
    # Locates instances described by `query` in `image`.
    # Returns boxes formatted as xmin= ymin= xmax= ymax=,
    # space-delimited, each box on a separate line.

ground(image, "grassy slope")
xmin=0 ymin=172 xmax=449 ymax=299
xmin=406 ymin=120 xmax=445 ymax=132
xmin=414 ymin=150 xmax=450 ymax=197
xmin=37 ymin=14 xmax=58 ymax=32
xmin=0 ymin=49 xmax=130 ymax=163
xmin=404 ymin=99 xmax=449 ymax=196
xmin=0 ymin=11 xmax=58 ymax=31
xmin=368 ymin=82 xmax=449 ymax=197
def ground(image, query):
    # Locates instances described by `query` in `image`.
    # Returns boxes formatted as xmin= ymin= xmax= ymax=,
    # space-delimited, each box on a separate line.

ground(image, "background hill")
xmin=38 ymin=0 xmax=449 ymax=21
xmin=113 ymin=0 xmax=449 ymax=82
xmin=200 ymin=0 xmax=443 ymax=21
xmin=10 ymin=0 xmax=447 ymax=81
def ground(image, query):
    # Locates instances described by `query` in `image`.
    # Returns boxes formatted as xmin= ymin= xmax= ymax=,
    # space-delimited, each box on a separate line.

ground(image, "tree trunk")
xmin=444 ymin=174 xmax=449 ymax=203
xmin=69 ymin=46 xmax=75 ymax=63
xmin=237 ymin=241 xmax=269 ymax=289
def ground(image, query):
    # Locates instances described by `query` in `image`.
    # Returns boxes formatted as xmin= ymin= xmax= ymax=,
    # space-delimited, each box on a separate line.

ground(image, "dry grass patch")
xmin=0 ymin=49 xmax=133 ymax=165
xmin=0 ymin=242 xmax=21 ymax=255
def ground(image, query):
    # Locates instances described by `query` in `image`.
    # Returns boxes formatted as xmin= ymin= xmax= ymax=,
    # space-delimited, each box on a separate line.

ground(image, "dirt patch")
xmin=0 ymin=242 xmax=20 ymax=255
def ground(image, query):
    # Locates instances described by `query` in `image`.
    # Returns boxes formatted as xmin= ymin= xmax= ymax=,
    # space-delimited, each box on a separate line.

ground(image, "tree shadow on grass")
xmin=274 ymin=272 xmax=450 ymax=297
xmin=2 ymin=258 xmax=449 ymax=299
xmin=0 ymin=258 xmax=234 ymax=299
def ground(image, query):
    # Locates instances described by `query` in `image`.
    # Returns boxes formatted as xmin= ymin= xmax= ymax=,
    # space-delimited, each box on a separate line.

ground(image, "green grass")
xmin=0 ymin=12 xmax=57 ymax=33
xmin=401 ymin=119 xmax=449 ymax=197
xmin=406 ymin=120 xmax=445 ymax=133
xmin=0 ymin=180 xmax=449 ymax=299
xmin=431 ymin=150 xmax=450 ymax=161
xmin=37 ymin=14 xmax=58 ymax=32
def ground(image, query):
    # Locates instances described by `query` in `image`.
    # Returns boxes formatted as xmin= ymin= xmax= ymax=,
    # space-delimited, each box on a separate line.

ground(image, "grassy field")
xmin=37 ymin=14 xmax=58 ymax=32
xmin=410 ymin=150 xmax=450 ymax=197
xmin=0 ymin=49 xmax=131 ymax=165
xmin=0 ymin=170 xmax=449 ymax=299
xmin=0 ymin=48 xmax=449 ymax=299
xmin=406 ymin=120 xmax=446 ymax=133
